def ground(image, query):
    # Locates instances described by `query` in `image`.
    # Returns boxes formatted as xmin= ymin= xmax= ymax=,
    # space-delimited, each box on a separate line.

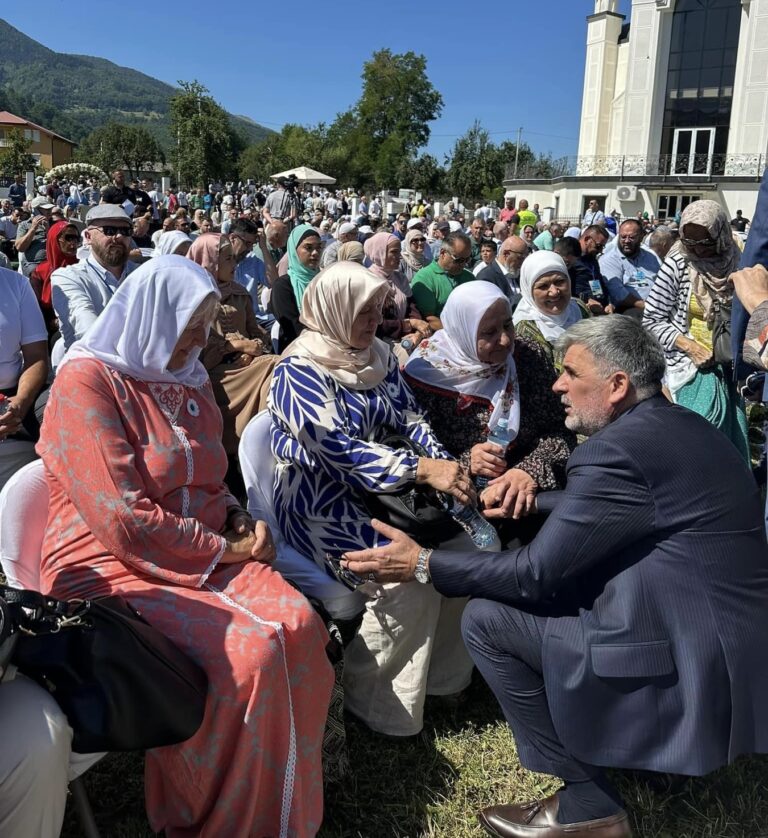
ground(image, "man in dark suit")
xmin=344 ymin=317 xmax=768 ymax=838
xmin=476 ymin=234 xmax=529 ymax=310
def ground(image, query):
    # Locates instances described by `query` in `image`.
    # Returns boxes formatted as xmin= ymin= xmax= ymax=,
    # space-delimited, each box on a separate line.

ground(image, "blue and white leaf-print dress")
xmin=268 ymin=351 xmax=475 ymax=737
xmin=269 ymin=351 xmax=451 ymax=561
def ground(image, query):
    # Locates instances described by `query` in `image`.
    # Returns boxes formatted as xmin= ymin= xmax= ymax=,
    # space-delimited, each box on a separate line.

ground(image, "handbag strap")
xmin=0 ymin=585 xmax=91 ymax=635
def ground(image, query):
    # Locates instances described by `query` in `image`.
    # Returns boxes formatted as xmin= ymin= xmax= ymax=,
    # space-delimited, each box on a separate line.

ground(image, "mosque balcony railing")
xmin=505 ymin=153 xmax=765 ymax=181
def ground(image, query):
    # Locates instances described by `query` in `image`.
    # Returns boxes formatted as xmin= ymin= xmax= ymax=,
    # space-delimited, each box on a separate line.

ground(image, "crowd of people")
xmin=1 ymin=165 xmax=767 ymax=838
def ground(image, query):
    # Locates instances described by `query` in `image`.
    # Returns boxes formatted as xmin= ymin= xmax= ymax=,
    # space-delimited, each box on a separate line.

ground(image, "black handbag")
xmin=360 ymin=431 xmax=462 ymax=548
xmin=710 ymin=298 xmax=733 ymax=365
xmin=1 ymin=587 xmax=208 ymax=753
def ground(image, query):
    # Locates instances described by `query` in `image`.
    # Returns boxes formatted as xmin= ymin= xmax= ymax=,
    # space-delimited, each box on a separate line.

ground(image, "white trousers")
xmin=0 ymin=674 xmax=72 ymax=838
xmin=343 ymin=530 xmax=500 ymax=736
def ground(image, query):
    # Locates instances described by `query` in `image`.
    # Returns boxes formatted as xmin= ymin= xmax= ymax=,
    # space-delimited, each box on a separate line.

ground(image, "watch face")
xmin=414 ymin=566 xmax=429 ymax=584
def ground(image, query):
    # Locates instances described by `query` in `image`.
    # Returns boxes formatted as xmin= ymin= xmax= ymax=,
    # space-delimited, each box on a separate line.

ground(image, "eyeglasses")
xmin=231 ymin=234 xmax=256 ymax=248
xmin=444 ymin=252 xmax=470 ymax=265
xmin=61 ymin=233 xmax=80 ymax=242
xmin=410 ymin=237 xmax=426 ymax=244
xmin=94 ymin=225 xmax=132 ymax=237
xmin=681 ymin=236 xmax=717 ymax=248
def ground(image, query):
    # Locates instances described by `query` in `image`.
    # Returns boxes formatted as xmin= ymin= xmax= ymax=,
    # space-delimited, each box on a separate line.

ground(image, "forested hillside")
xmin=0 ymin=19 xmax=271 ymax=147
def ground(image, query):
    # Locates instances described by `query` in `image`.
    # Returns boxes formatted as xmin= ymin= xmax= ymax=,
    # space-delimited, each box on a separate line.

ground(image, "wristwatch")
xmin=401 ymin=338 xmax=415 ymax=352
xmin=414 ymin=547 xmax=433 ymax=584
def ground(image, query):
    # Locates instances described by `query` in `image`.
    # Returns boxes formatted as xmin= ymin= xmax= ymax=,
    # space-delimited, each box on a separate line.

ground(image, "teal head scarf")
xmin=287 ymin=224 xmax=321 ymax=307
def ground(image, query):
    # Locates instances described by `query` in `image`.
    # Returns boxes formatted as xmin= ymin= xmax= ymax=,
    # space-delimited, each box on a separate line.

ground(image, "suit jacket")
xmin=431 ymin=395 xmax=768 ymax=775
xmin=476 ymin=261 xmax=521 ymax=310
xmin=732 ymin=167 xmax=768 ymax=379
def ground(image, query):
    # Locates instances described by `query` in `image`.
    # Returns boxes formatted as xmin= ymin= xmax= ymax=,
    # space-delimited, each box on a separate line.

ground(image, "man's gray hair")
xmin=555 ymin=317 xmax=666 ymax=400
xmin=440 ymin=231 xmax=471 ymax=254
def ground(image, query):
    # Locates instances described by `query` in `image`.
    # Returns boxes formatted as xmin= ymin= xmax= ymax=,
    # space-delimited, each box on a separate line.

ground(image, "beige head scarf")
xmin=285 ymin=262 xmax=391 ymax=390
xmin=337 ymin=240 xmax=365 ymax=263
xmin=674 ymin=199 xmax=740 ymax=325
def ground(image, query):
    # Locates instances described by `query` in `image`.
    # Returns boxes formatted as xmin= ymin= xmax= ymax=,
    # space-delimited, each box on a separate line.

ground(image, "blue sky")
xmin=3 ymin=0 xmax=631 ymax=162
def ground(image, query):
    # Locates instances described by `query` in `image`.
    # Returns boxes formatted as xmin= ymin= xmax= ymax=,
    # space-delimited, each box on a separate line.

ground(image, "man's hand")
xmin=470 ymin=442 xmax=507 ymax=479
xmin=342 ymin=519 xmax=421 ymax=583
xmin=0 ymin=401 xmax=23 ymax=441
xmin=481 ymin=469 xmax=538 ymax=520
xmin=732 ymin=265 xmax=768 ymax=315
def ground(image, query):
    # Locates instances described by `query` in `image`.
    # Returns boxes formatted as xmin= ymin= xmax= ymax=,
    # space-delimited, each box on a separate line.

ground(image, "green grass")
xmin=61 ymin=674 xmax=768 ymax=838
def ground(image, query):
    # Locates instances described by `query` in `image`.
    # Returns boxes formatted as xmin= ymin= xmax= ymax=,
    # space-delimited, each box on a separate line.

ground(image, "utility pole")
xmin=513 ymin=126 xmax=523 ymax=178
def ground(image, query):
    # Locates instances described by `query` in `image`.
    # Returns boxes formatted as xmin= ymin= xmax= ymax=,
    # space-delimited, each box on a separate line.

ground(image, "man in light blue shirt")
xmin=229 ymin=218 xmax=277 ymax=330
xmin=51 ymin=204 xmax=137 ymax=349
xmin=599 ymin=218 xmax=661 ymax=314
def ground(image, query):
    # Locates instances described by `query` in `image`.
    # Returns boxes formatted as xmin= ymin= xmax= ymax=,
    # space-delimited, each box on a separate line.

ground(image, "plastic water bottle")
xmin=475 ymin=419 xmax=513 ymax=491
xmin=442 ymin=494 xmax=497 ymax=549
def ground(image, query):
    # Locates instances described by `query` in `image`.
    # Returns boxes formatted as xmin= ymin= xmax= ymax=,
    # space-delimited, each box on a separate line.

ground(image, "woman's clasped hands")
xmin=221 ymin=508 xmax=276 ymax=565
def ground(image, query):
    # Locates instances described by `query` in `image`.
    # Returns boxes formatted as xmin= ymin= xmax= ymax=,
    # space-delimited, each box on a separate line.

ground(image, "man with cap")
xmin=51 ymin=204 xmax=137 ymax=350
xmin=15 ymin=196 xmax=54 ymax=276
xmin=263 ymin=177 xmax=299 ymax=228
xmin=321 ymin=221 xmax=358 ymax=268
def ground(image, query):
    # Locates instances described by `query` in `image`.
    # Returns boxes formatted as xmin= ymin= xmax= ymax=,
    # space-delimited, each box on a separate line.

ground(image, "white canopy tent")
xmin=271 ymin=166 xmax=336 ymax=185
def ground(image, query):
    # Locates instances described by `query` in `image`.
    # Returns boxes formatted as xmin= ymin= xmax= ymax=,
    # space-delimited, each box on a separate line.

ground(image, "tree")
xmin=75 ymin=122 xmax=165 ymax=177
xmin=169 ymin=81 xmax=245 ymax=187
xmin=445 ymin=121 xmax=503 ymax=202
xmin=0 ymin=128 xmax=37 ymax=175
xmin=357 ymin=50 xmax=442 ymax=156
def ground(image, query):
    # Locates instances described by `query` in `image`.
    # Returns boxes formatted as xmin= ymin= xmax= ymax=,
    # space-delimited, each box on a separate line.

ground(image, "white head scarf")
xmin=284 ymin=261 xmax=391 ymax=391
xmin=513 ymin=251 xmax=582 ymax=342
xmin=154 ymin=230 xmax=192 ymax=256
xmin=404 ymin=281 xmax=520 ymax=435
xmin=64 ymin=255 xmax=219 ymax=388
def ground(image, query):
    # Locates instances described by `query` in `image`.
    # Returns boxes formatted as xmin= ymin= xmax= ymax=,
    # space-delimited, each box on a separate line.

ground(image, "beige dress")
xmin=201 ymin=281 xmax=278 ymax=454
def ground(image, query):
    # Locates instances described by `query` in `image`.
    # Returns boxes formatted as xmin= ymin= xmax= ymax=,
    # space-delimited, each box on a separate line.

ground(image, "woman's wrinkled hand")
xmin=222 ymin=520 xmax=276 ymax=565
xmin=481 ymin=469 xmax=538 ymax=520
xmin=416 ymin=457 xmax=476 ymax=506
xmin=408 ymin=318 xmax=432 ymax=338
xmin=469 ymin=442 xmax=507 ymax=479
xmin=683 ymin=338 xmax=715 ymax=369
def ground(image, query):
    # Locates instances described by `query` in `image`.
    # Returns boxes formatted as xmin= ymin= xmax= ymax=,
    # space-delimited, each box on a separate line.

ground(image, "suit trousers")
xmin=461 ymin=598 xmax=623 ymax=821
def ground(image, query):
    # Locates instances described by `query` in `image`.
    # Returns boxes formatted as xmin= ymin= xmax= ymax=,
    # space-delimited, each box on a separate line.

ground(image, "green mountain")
xmin=0 ymin=18 xmax=273 ymax=148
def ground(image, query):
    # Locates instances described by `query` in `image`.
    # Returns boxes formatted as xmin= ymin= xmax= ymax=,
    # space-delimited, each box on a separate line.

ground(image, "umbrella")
xmin=271 ymin=166 xmax=336 ymax=185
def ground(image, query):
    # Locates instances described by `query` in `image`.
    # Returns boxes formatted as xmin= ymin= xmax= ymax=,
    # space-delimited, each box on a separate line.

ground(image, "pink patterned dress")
xmin=37 ymin=357 xmax=333 ymax=838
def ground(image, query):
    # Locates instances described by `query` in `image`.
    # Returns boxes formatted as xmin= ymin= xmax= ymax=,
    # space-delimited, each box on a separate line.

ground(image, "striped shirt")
xmin=642 ymin=253 xmax=692 ymax=373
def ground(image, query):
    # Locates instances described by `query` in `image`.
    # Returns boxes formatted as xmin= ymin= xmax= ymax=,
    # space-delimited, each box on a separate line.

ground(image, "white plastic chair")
xmin=0 ymin=459 xmax=104 ymax=838
xmin=239 ymin=411 xmax=363 ymax=620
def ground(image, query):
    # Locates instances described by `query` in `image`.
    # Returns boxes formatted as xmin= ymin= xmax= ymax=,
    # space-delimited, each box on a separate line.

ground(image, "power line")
xmin=431 ymin=127 xmax=578 ymax=142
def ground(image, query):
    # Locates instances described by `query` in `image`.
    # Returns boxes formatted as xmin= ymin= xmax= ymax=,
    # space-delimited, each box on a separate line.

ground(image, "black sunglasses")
xmin=94 ymin=225 xmax=132 ymax=237
xmin=61 ymin=233 xmax=80 ymax=242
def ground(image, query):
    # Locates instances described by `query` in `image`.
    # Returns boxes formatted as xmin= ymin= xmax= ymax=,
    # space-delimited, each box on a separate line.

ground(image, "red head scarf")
xmin=35 ymin=221 xmax=79 ymax=306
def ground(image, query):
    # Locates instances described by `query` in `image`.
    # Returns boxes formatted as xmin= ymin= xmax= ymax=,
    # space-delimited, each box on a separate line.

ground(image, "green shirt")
xmin=410 ymin=261 xmax=475 ymax=317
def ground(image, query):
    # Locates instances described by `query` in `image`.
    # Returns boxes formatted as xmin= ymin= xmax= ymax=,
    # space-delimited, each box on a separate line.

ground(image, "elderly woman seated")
xmin=37 ymin=255 xmax=333 ymax=837
xmin=512 ymin=251 xmax=590 ymax=370
xmin=404 ymin=281 xmax=574 ymax=530
xmin=187 ymin=233 xmax=278 ymax=455
xmin=0 ymin=268 xmax=48 ymax=491
xmin=266 ymin=261 xmax=487 ymax=737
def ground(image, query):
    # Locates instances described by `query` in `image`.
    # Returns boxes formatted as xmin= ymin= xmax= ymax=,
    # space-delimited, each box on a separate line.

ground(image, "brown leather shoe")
xmin=478 ymin=793 xmax=632 ymax=837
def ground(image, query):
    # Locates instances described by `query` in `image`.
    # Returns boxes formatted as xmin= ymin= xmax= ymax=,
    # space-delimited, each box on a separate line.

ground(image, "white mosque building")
xmin=504 ymin=0 xmax=768 ymax=223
